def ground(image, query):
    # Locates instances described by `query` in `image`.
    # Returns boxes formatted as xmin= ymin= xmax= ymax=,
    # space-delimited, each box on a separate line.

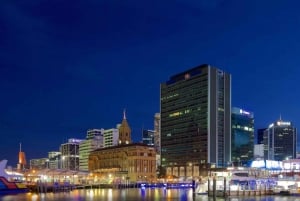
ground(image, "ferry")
xmin=0 ymin=160 xmax=28 ymax=194
xmin=140 ymin=182 xmax=193 ymax=189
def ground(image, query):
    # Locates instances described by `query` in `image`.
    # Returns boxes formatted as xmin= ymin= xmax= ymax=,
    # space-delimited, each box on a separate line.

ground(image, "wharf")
xmin=27 ymin=182 xmax=141 ymax=193
xmin=27 ymin=182 xmax=75 ymax=193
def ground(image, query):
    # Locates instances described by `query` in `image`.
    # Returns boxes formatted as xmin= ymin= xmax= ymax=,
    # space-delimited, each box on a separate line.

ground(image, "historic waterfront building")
xmin=263 ymin=118 xmax=297 ymax=161
xmin=160 ymin=64 xmax=231 ymax=178
xmin=89 ymin=112 xmax=157 ymax=183
xmin=231 ymin=107 xmax=254 ymax=165
xmin=89 ymin=143 xmax=156 ymax=183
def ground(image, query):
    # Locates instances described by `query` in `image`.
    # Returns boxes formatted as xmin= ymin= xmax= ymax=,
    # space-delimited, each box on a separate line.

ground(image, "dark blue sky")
xmin=1 ymin=0 xmax=300 ymax=166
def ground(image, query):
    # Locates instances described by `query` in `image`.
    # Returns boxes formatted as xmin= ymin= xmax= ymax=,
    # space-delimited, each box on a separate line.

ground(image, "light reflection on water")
xmin=1 ymin=189 xmax=300 ymax=201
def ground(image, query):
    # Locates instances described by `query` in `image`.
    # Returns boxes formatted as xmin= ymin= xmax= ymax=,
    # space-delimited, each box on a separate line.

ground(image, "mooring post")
xmin=223 ymin=177 xmax=226 ymax=197
xmin=208 ymin=178 xmax=210 ymax=196
xmin=213 ymin=177 xmax=216 ymax=198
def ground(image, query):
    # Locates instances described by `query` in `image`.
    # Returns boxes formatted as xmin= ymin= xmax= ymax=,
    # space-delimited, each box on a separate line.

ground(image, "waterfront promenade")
xmin=1 ymin=188 xmax=300 ymax=201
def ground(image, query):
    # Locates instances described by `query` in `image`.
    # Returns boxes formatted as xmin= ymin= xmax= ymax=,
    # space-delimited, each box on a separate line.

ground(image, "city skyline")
xmin=1 ymin=1 xmax=300 ymax=166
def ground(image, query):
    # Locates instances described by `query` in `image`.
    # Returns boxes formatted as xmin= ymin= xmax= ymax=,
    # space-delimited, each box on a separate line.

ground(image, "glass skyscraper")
xmin=231 ymin=107 xmax=254 ymax=165
xmin=142 ymin=129 xmax=155 ymax=146
xmin=160 ymin=64 xmax=231 ymax=178
xmin=264 ymin=119 xmax=297 ymax=161
xmin=60 ymin=138 xmax=83 ymax=170
xmin=257 ymin=128 xmax=267 ymax=145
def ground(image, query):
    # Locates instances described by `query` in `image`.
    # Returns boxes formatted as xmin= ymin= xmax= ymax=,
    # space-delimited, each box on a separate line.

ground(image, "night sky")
xmin=1 ymin=0 xmax=300 ymax=166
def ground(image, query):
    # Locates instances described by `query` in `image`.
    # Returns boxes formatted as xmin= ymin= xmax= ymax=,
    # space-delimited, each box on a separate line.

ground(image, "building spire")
xmin=123 ymin=108 xmax=126 ymax=120
xmin=19 ymin=142 xmax=22 ymax=152
xmin=119 ymin=109 xmax=131 ymax=145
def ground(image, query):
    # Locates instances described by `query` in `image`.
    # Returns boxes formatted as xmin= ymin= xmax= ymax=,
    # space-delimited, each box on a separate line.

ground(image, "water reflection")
xmin=1 ymin=189 xmax=300 ymax=201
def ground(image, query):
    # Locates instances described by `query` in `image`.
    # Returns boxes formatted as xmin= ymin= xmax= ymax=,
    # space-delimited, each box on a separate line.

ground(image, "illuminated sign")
xmin=68 ymin=138 xmax=83 ymax=143
xmin=277 ymin=121 xmax=291 ymax=126
xmin=266 ymin=160 xmax=282 ymax=169
xmin=239 ymin=109 xmax=250 ymax=115
xmin=251 ymin=160 xmax=265 ymax=168
xmin=283 ymin=162 xmax=300 ymax=170
xmin=251 ymin=160 xmax=282 ymax=169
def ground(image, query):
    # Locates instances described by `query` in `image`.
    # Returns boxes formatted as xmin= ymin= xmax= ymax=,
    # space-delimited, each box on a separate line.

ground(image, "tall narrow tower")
xmin=18 ymin=143 xmax=27 ymax=170
xmin=118 ymin=110 xmax=132 ymax=145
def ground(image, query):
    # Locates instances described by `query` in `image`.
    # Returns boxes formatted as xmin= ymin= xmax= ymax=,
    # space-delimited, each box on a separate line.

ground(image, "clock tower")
xmin=118 ymin=110 xmax=132 ymax=145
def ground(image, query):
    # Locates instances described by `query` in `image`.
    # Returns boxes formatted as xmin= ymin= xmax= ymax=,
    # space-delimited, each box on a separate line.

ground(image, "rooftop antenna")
xmin=279 ymin=113 xmax=282 ymax=121
xmin=142 ymin=123 xmax=144 ymax=142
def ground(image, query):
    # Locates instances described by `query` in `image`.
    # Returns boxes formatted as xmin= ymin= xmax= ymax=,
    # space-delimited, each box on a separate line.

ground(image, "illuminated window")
xmin=169 ymin=111 xmax=183 ymax=117
xmin=185 ymin=109 xmax=190 ymax=114
xmin=218 ymin=107 xmax=224 ymax=112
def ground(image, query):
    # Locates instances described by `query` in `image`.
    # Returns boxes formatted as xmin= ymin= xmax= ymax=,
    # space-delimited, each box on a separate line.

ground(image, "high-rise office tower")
xmin=30 ymin=158 xmax=48 ymax=169
xmin=257 ymin=128 xmax=267 ymax=144
xmin=231 ymin=107 xmax=254 ymax=165
xmin=160 ymin=64 xmax=231 ymax=178
xmin=48 ymin=151 xmax=61 ymax=169
xmin=253 ymin=144 xmax=264 ymax=159
xmin=142 ymin=129 xmax=155 ymax=146
xmin=154 ymin=113 xmax=162 ymax=171
xmin=154 ymin=113 xmax=161 ymax=155
xmin=263 ymin=118 xmax=297 ymax=161
xmin=103 ymin=127 xmax=119 ymax=147
xmin=60 ymin=138 xmax=83 ymax=170
xmin=79 ymin=129 xmax=104 ymax=171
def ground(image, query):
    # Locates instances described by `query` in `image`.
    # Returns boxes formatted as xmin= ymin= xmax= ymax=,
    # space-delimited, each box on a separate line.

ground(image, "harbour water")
xmin=1 ymin=188 xmax=300 ymax=201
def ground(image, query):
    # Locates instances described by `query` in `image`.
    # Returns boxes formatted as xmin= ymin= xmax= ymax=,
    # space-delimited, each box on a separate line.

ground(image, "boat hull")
xmin=0 ymin=188 xmax=29 ymax=195
xmin=0 ymin=176 xmax=29 ymax=195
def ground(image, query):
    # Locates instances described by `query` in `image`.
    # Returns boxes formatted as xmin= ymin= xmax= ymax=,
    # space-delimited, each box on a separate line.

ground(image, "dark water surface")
xmin=0 ymin=188 xmax=299 ymax=201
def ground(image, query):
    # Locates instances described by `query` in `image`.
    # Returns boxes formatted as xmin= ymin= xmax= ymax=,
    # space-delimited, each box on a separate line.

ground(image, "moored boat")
xmin=0 ymin=160 xmax=29 ymax=194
